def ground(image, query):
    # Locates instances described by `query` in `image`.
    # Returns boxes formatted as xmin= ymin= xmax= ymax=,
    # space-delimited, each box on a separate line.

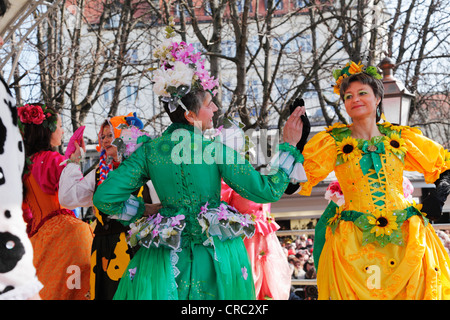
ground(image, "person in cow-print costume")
xmin=0 ymin=76 xmax=43 ymax=299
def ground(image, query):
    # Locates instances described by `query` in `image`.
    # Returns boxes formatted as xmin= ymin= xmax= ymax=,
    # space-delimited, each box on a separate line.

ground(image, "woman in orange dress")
xmin=19 ymin=103 xmax=93 ymax=300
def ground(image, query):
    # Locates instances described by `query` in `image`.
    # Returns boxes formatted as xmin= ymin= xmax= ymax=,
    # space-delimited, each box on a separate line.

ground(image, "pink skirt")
xmin=244 ymin=231 xmax=291 ymax=300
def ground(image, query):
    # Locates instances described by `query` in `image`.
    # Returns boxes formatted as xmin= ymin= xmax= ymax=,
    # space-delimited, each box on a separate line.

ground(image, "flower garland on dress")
xmin=197 ymin=202 xmax=256 ymax=244
xmin=326 ymin=122 xmax=409 ymax=171
xmin=151 ymin=18 xmax=219 ymax=114
xmin=127 ymin=212 xmax=186 ymax=250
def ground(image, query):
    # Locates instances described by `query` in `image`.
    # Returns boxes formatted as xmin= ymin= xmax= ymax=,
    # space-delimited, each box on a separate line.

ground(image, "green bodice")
xmin=93 ymin=122 xmax=293 ymax=246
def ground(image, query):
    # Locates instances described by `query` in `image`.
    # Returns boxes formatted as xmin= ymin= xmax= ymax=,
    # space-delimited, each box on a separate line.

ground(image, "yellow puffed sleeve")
xmin=299 ymin=131 xmax=337 ymax=196
xmin=402 ymin=126 xmax=450 ymax=183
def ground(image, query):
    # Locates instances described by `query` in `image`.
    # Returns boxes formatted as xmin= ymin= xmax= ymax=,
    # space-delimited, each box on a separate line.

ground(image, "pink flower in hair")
xmin=152 ymin=28 xmax=219 ymax=101
xmin=190 ymin=51 xmax=202 ymax=64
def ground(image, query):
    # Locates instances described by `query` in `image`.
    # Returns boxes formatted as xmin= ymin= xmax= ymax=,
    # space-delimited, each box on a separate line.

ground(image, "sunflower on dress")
xmin=336 ymin=136 xmax=362 ymax=163
xmin=384 ymin=133 xmax=407 ymax=157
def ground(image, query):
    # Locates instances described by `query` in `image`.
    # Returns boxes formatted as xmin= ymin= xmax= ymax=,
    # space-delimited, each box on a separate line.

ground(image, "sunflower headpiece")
xmin=332 ymin=61 xmax=382 ymax=95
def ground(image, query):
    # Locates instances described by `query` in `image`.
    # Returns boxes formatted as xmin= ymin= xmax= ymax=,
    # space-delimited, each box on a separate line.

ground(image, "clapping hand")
xmin=284 ymin=98 xmax=311 ymax=195
xmin=283 ymin=104 xmax=306 ymax=146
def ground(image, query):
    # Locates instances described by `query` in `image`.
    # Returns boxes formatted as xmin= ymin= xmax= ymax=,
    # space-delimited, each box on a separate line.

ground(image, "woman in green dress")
xmin=92 ymin=37 xmax=306 ymax=300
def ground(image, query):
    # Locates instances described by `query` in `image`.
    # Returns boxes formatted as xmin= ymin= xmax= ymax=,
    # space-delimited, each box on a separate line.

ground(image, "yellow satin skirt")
xmin=317 ymin=216 xmax=450 ymax=300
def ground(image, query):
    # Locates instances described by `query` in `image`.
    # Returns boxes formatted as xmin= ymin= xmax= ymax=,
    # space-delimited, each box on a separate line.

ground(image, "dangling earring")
xmin=376 ymin=105 xmax=381 ymax=120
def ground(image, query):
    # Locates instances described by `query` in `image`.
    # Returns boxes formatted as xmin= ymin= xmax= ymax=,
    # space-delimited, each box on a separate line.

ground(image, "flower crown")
xmin=152 ymin=19 xmax=219 ymax=113
xmin=332 ymin=61 xmax=382 ymax=95
xmin=18 ymin=104 xmax=58 ymax=132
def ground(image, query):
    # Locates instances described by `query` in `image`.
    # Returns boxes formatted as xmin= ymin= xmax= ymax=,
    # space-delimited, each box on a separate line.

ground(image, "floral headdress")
xmin=152 ymin=18 xmax=219 ymax=114
xmin=332 ymin=61 xmax=382 ymax=95
xmin=18 ymin=104 xmax=58 ymax=132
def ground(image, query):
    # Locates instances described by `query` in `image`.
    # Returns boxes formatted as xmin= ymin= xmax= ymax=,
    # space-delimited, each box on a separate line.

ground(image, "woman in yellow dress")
xmin=300 ymin=61 xmax=450 ymax=299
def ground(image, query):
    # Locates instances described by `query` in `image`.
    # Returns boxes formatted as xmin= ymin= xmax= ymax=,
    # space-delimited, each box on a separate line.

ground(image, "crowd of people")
xmin=1 ymin=25 xmax=450 ymax=300
xmin=283 ymin=235 xmax=315 ymax=280
xmin=283 ymin=236 xmax=317 ymax=300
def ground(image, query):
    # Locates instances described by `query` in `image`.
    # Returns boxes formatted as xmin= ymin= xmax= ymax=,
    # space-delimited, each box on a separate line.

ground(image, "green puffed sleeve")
xmin=216 ymin=141 xmax=305 ymax=204
xmin=92 ymin=142 xmax=151 ymax=226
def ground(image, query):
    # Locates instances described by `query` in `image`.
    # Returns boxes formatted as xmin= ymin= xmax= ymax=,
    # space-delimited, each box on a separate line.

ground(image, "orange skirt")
xmin=31 ymin=214 xmax=93 ymax=300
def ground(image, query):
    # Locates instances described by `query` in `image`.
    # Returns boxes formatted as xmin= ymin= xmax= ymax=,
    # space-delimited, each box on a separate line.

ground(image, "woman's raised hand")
xmin=69 ymin=140 xmax=86 ymax=164
xmin=283 ymin=106 xmax=306 ymax=146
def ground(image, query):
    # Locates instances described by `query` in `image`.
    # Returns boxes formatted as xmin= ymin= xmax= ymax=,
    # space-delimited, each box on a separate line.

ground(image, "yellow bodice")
xmin=300 ymin=122 xmax=450 ymax=204
xmin=335 ymin=150 xmax=411 ymax=214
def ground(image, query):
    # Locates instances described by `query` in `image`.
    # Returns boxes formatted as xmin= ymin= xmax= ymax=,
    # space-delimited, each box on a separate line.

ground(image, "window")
xmin=191 ymin=42 xmax=204 ymax=54
xmin=273 ymin=33 xmax=295 ymax=53
xmin=296 ymin=34 xmax=312 ymax=52
xmin=222 ymin=40 xmax=236 ymax=57
xmin=204 ymin=2 xmax=212 ymax=15
xmin=222 ymin=81 xmax=233 ymax=106
xmin=247 ymin=36 xmax=259 ymax=55
xmin=303 ymin=83 xmax=318 ymax=99
xmin=274 ymin=78 xmax=290 ymax=99
xmin=104 ymin=9 xmax=121 ymax=29
xmin=126 ymin=49 xmax=138 ymax=64
xmin=274 ymin=0 xmax=284 ymax=10
xmin=264 ymin=0 xmax=283 ymax=10
xmin=103 ymin=85 xmax=114 ymax=103
xmin=334 ymin=27 xmax=344 ymax=48
xmin=274 ymin=32 xmax=312 ymax=53
xmin=295 ymin=0 xmax=306 ymax=8
xmin=247 ymin=79 xmax=261 ymax=107
xmin=126 ymin=85 xmax=138 ymax=103
xmin=174 ymin=2 xmax=190 ymax=17
xmin=236 ymin=0 xmax=252 ymax=13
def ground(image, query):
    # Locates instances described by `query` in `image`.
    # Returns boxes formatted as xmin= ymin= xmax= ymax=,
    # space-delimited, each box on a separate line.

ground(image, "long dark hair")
xmin=339 ymin=72 xmax=385 ymax=122
xmin=0 ymin=0 xmax=10 ymax=17
xmin=161 ymin=89 xmax=207 ymax=124
xmin=22 ymin=104 xmax=57 ymax=158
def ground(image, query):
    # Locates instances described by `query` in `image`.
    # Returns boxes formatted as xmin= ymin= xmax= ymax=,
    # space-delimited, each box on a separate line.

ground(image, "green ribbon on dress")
xmin=359 ymin=138 xmax=386 ymax=175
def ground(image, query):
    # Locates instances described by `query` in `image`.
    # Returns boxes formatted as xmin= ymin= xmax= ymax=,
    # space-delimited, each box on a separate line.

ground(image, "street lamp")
xmin=378 ymin=57 xmax=415 ymax=126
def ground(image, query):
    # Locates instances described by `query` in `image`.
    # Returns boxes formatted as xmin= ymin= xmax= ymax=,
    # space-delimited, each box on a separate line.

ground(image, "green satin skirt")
xmin=113 ymin=236 xmax=256 ymax=300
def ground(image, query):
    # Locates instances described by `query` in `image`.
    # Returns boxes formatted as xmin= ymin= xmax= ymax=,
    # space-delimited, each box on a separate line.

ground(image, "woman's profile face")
xmin=50 ymin=115 xmax=64 ymax=148
xmin=343 ymin=81 xmax=381 ymax=122
xmin=189 ymin=93 xmax=218 ymax=130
